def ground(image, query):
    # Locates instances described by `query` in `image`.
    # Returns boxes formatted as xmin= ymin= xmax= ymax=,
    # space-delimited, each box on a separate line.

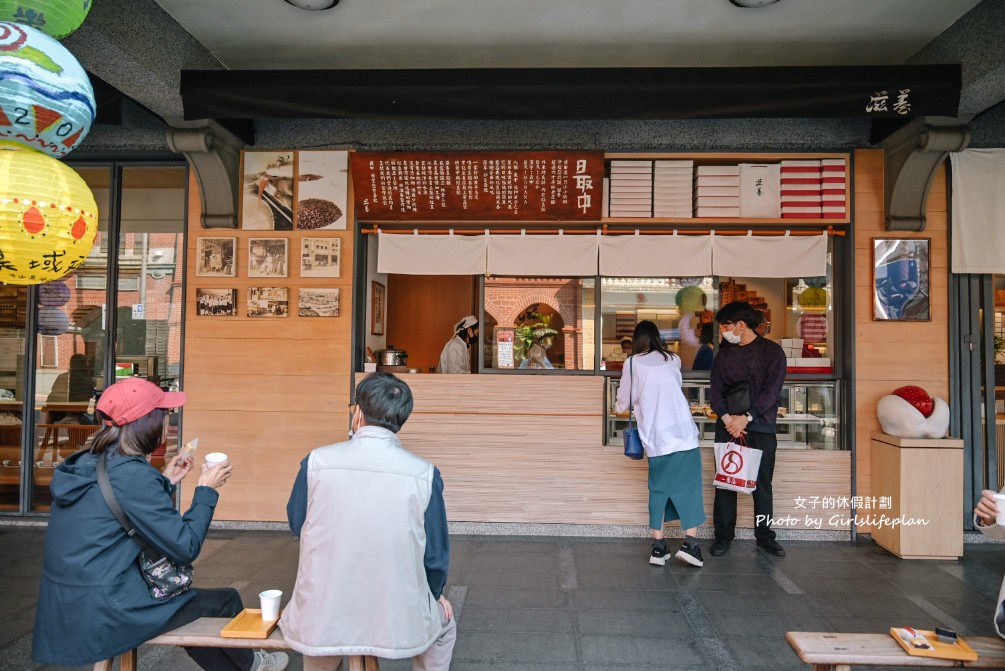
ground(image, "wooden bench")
xmin=94 ymin=616 xmax=380 ymax=670
xmin=787 ymin=632 xmax=1005 ymax=670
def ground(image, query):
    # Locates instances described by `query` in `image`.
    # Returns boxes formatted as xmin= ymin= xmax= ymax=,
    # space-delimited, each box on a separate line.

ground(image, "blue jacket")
xmin=32 ymin=448 xmax=220 ymax=666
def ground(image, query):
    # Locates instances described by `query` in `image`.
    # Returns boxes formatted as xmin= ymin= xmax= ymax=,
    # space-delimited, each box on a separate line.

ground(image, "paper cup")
xmin=205 ymin=452 xmax=229 ymax=466
xmin=259 ymin=589 xmax=282 ymax=622
xmin=995 ymin=494 xmax=1005 ymax=526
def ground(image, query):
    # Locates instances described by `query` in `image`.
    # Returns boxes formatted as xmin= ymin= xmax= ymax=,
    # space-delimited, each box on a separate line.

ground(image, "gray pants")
xmin=303 ymin=604 xmax=457 ymax=671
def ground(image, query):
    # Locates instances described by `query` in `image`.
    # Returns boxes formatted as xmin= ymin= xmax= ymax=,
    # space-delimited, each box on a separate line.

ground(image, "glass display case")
xmin=605 ymin=377 xmax=841 ymax=450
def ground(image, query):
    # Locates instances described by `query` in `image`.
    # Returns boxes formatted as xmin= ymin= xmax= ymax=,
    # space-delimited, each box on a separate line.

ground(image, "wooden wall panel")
xmin=386 ymin=275 xmax=476 ymax=373
xmin=853 ymin=149 xmax=950 ymax=530
xmin=179 ymin=171 xmax=355 ymax=521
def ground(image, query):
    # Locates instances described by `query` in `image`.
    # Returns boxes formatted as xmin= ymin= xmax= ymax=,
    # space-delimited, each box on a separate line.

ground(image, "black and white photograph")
xmin=247 ymin=287 xmax=289 ymax=318
xmin=300 ymin=237 xmax=340 ymax=278
xmin=296 ymin=150 xmax=349 ymax=230
xmin=196 ymin=288 xmax=237 ymax=316
xmin=248 ymin=238 xmax=289 ymax=278
xmin=195 ymin=237 xmax=236 ymax=277
xmin=240 ymin=150 xmax=294 ymax=230
xmin=299 ymin=288 xmax=340 ymax=317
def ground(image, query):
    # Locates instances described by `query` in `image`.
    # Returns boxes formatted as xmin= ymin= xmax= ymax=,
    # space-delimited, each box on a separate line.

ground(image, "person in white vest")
xmin=973 ymin=490 xmax=1005 ymax=638
xmin=437 ymin=315 xmax=478 ymax=374
xmin=280 ymin=373 xmax=456 ymax=670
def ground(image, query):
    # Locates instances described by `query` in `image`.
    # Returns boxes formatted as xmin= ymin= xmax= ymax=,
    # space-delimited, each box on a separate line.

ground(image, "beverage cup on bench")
xmin=259 ymin=589 xmax=282 ymax=622
xmin=995 ymin=494 xmax=1005 ymax=526
xmin=204 ymin=452 xmax=229 ymax=468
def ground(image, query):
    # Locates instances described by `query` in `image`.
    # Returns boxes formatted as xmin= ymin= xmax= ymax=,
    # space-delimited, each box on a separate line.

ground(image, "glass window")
xmin=0 ymin=286 xmax=28 ymax=512
xmin=483 ymin=277 xmax=596 ymax=371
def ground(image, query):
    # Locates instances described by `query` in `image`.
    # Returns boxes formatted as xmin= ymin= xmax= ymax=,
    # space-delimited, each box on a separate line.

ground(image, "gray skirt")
xmin=647 ymin=448 xmax=706 ymax=530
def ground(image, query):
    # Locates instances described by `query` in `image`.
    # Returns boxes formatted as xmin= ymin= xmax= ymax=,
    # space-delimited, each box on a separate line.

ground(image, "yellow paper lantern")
xmin=0 ymin=141 xmax=97 ymax=284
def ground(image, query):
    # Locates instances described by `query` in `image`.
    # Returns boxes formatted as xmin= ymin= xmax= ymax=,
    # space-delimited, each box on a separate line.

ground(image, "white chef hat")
xmin=454 ymin=315 xmax=478 ymax=332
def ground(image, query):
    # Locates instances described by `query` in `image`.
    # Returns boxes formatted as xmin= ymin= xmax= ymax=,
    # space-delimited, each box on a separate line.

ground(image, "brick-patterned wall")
xmin=485 ymin=278 xmax=585 ymax=368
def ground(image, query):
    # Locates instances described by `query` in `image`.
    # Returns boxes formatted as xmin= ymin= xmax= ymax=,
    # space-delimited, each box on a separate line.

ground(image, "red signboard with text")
xmin=350 ymin=151 xmax=604 ymax=221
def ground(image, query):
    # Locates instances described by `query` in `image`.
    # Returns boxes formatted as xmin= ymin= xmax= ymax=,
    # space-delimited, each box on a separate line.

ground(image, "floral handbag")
xmin=96 ymin=451 xmax=193 ymax=600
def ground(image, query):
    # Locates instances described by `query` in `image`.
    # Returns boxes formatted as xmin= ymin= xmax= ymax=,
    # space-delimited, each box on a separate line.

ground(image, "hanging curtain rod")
xmin=362 ymin=225 xmax=845 ymax=237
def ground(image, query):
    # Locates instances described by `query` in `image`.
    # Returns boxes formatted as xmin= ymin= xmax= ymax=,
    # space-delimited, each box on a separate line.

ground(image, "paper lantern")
xmin=799 ymin=286 xmax=827 ymax=310
xmin=0 ymin=0 xmax=91 ymax=38
xmin=0 ymin=21 xmax=95 ymax=157
xmin=0 ymin=142 xmax=98 ymax=284
xmin=38 ymin=278 xmax=69 ymax=306
xmin=37 ymin=305 xmax=68 ymax=334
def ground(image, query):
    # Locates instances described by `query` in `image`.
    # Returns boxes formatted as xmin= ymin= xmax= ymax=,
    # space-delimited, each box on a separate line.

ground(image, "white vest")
xmin=279 ymin=426 xmax=442 ymax=658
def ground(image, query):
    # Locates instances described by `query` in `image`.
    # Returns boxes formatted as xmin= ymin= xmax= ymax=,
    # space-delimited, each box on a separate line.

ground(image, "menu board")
xmin=350 ymin=151 xmax=604 ymax=221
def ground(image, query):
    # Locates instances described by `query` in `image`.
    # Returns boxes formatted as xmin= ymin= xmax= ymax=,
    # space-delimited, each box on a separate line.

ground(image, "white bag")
xmin=713 ymin=437 xmax=763 ymax=494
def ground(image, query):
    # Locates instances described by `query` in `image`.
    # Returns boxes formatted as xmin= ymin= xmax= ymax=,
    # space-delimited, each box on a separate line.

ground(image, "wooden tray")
xmin=889 ymin=628 xmax=978 ymax=661
xmin=220 ymin=609 xmax=280 ymax=639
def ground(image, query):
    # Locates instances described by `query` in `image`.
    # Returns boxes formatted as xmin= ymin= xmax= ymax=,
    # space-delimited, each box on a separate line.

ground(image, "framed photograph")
xmin=300 ymin=237 xmax=341 ymax=278
xmin=247 ymin=287 xmax=289 ymax=318
xmin=195 ymin=237 xmax=236 ymax=277
xmin=196 ymin=288 xmax=237 ymax=316
xmin=240 ymin=150 xmax=294 ymax=230
xmin=295 ymin=150 xmax=349 ymax=230
xmin=371 ymin=281 xmax=385 ymax=335
xmin=248 ymin=238 xmax=289 ymax=278
xmin=299 ymin=288 xmax=340 ymax=317
xmin=873 ymin=238 xmax=931 ymax=321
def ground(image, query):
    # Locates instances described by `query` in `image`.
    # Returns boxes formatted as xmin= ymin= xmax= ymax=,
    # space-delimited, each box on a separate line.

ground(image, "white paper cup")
xmin=204 ymin=452 xmax=229 ymax=466
xmin=259 ymin=589 xmax=282 ymax=622
xmin=994 ymin=494 xmax=1005 ymax=526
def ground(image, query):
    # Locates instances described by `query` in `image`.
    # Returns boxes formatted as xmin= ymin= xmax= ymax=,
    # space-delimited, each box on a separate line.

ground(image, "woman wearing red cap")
xmin=32 ymin=377 xmax=288 ymax=671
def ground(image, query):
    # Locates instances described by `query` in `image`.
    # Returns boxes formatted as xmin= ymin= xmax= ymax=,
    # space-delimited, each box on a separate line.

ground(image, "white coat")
xmin=615 ymin=351 xmax=699 ymax=458
xmin=437 ymin=334 xmax=470 ymax=374
xmin=977 ymin=515 xmax=1005 ymax=639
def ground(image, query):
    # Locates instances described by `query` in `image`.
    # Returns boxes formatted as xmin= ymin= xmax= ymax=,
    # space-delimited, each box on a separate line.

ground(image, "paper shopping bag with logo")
xmin=713 ymin=436 xmax=763 ymax=494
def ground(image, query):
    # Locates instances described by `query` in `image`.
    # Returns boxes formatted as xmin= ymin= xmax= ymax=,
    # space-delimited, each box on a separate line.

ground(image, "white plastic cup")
xmin=259 ymin=589 xmax=282 ymax=622
xmin=204 ymin=452 xmax=229 ymax=467
xmin=994 ymin=494 xmax=1005 ymax=526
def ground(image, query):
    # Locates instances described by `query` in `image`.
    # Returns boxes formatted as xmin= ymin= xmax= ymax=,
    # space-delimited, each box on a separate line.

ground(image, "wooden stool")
xmin=92 ymin=649 xmax=137 ymax=671
xmin=340 ymin=657 xmax=381 ymax=670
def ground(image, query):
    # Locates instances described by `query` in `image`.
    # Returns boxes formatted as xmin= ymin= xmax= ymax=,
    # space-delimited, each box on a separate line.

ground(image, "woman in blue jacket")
xmin=31 ymin=377 xmax=288 ymax=671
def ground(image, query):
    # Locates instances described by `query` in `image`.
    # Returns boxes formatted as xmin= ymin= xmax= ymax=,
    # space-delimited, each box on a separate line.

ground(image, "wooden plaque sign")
xmin=350 ymin=151 xmax=604 ymax=221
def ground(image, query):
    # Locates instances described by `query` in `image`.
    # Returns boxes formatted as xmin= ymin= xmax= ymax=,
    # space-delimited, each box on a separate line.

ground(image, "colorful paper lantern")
xmin=37 ymin=305 xmax=68 ymax=334
xmin=0 ymin=0 xmax=91 ymax=38
xmin=0 ymin=142 xmax=98 ymax=284
xmin=38 ymin=278 xmax=69 ymax=305
xmin=0 ymin=21 xmax=95 ymax=157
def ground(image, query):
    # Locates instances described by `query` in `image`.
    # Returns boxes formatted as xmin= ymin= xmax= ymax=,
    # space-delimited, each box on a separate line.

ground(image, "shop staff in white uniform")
xmin=437 ymin=315 xmax=478 ymax=374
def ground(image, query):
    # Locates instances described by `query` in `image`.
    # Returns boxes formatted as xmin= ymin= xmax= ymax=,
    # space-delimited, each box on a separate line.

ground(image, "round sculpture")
xmin=0 ymin=0 xmax=91 ymax=38
xmin=0 ymin=142 xmax=99 ymax=284
xmin=877 ymin=385 xmax=950 ymax=439
xmin=0 ymin=21 xmax=96 ymax=157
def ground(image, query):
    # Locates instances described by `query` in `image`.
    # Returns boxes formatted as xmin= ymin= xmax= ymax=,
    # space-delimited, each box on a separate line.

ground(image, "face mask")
xmin=722 ymin=327 xmax=742 ymax=345
xmin=348 ymin=408 xmax=359 ymax=437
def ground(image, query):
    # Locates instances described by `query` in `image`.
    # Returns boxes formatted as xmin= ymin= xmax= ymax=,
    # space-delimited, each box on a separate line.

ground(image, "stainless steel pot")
xmin=375 ymin=347 xmax=408 ymax=366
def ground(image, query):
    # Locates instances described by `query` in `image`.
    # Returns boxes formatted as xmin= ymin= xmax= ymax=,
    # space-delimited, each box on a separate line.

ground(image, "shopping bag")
xmin=713 ymin=436 xmax=762 ymax=493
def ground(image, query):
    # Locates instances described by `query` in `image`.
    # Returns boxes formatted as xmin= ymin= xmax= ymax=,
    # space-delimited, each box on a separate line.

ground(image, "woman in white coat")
xmin=974 ymin=490 xmax=1005 ymax=637
xmin=616 ymin=320 xmax=705 ymax=568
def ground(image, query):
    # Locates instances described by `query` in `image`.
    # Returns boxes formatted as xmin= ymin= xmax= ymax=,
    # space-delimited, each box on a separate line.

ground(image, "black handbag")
xmin=622 ymin=356 xmax=644 ymax=460
xmin=96 ymin=451 xmax=194 ymax=600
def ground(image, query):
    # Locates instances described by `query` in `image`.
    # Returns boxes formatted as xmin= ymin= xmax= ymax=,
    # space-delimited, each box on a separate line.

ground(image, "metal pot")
xmin=375 ymin=347 xmax=408 ymax=366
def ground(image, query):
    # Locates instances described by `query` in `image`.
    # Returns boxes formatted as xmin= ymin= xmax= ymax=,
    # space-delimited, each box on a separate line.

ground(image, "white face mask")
xmin=722 ymin=326 xmax=742 ymax=345
xmin=348 ymin=408 xmax=359 ymax=437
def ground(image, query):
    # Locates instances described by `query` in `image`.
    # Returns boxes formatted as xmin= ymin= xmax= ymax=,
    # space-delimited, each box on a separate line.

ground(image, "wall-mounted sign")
xmin=350 ymin=151 xmax=604 ymax=221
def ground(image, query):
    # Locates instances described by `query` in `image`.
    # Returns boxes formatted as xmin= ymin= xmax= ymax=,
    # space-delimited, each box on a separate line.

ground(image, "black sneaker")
xmin=649 ymin=539 xmax=670 ymax=566
xmin=675 ymin=538 xmax=704 ymax=567
xmin=710 ymin=539 xmax=731 ymax=556
xmin=757 ymin=538 xmax=786 ymax=556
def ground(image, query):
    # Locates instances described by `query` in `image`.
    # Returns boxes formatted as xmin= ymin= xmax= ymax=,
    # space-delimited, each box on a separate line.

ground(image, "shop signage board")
xmin=350 ymin=151 xmax=604 ymax=221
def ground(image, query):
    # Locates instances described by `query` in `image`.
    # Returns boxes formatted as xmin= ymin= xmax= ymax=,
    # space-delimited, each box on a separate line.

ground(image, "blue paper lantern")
xmin=0 ymin=0 xmax=91 ymax=38
xmin=38 ymin=279 xmax=70 ymax=306
xmin=0 ymin=21 xmax=95 ymax=157
xmin=38 ymin=305 xmax=69 ymax=334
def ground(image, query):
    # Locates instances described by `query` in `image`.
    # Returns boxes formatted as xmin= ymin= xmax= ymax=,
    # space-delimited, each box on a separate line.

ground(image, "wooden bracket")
xmin=166 ymin=120 xmax=246 ymax=229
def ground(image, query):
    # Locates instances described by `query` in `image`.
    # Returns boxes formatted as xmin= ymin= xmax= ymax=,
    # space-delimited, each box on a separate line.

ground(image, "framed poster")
xmin=873 ymin=238 xmax=930 ymax=321
xmin=195 ymin=237 xmax=236 ymax=277
xmin=196 ymin=288 xmax=237 ymax=316
xmin=300 ymin=237 xmax=340 ymax=278
xmin=240 ymin=150 xmax=294 ymax=230
xmin=371 ymin=281 xmax=385 ymax=335
xmin=295 ymin=150 xmax=349 ymax=230
xmin=248 ymin=238 xmax=289 ymax=278
xmin=299 ymin=288 xmax=340 ymax=317
xmin=247 ymin=287 xmax=289 ymax=318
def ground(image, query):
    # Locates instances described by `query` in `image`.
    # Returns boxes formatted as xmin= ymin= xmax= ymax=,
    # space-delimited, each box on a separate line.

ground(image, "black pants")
xmin=159 ymin=587 xmax=254 ymax=671
xmin=713 ymin=427 xmax=777 ymax=543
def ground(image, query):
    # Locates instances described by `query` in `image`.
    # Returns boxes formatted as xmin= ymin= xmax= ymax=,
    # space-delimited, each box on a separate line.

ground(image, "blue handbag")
xmin=623 ymin=356 xmax=644 ymax=460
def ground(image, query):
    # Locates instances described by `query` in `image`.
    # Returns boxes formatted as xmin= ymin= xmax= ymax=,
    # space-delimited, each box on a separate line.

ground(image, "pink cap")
xmin=97 ymin=377 xmax=186 ymax=427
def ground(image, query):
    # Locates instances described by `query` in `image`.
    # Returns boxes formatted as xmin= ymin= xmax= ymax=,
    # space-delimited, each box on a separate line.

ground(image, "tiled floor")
xmin=3 ymin=526 xmax=1005 ymax=670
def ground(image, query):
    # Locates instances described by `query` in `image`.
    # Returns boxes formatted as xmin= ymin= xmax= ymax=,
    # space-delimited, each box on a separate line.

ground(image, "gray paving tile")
xmin=787 ymin=574 xmax=901 ymax=594
xmin=461 ymin=568 xmax=560 ymax=589
xmin=463 ymin=587 xmax=569 ymax=609
xmin=473 ymin=540 xmax=561 ymax=555
xmin=572 ymin=588 xmax=682 ymax=611
xmin=461 ymin=664 xmax=578 ymax=671
xmin=806 ymin=594 xmax=932 ymax=618
xmin=465 ymin=552 xmax=558 ymax=571
xmin=579 ymin=634 xmax=707 ymax=666
xmin=575 ymin=568 xmax=679 ymax=590
xmin=723 ymin=634 xmax=806 ymax=668
xmin=676 ymin=573 xmax=787 ymax=594
xmin=778 ymin=559 xmax=883 ymax=577
xmin=459 ymin=607 xmax=574 ymax=633
xmin=707 ymin=612 xmax=833 ymax=637
xmin=573 ymin=553 xmax=660 ymax=573
xmin=452 ymin=632 xmax=578 ymax=663
xmin=823 ymin=615 xmax=942 ymax=634
xmin=576 ymin=609 xmax=690 ymax=636
xmin=694 ymin=591 xmax=817 ymax=614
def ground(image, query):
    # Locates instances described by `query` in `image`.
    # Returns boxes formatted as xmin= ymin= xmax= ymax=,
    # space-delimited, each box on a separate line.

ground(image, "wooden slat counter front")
xmin=364 ymin=373 xmax=851 ymax=528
